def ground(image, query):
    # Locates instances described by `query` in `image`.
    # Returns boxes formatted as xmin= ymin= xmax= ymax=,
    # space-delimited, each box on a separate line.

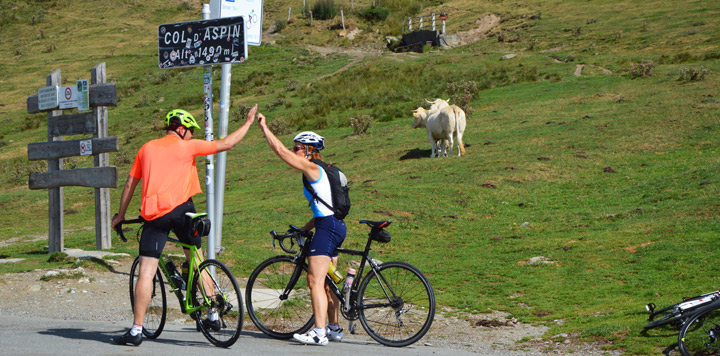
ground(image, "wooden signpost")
xmin=26 ymin=63 xmax=118 ymax=253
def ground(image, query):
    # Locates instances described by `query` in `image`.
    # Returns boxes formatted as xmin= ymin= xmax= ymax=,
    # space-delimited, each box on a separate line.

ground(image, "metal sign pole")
xmin=214 ymin=63 xmax=231 ymax=252
xmin=201 ymin=4 xmax=216 ymax=261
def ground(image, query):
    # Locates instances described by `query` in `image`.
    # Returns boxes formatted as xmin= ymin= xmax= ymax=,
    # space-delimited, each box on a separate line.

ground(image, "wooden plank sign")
xmin=28 ymin=137 xmax=118 ymax=161
xmin=27 ymin=82 xmax=117 ymax=114
xmin=29 ymin=167 xmax=117 ymax=190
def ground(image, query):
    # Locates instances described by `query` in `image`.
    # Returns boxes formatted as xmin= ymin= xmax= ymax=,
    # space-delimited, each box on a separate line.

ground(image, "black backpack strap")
xmin=302 ymin=161 xmax=335 ymax=213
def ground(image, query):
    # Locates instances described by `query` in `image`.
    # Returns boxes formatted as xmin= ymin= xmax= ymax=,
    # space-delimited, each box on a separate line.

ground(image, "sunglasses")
xmin=293 ymin=144 xmax=305 ymax=152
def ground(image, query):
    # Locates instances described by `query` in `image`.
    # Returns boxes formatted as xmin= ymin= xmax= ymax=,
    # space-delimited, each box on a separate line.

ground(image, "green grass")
xmin=1 ymin=0 xmax=719 ymax=354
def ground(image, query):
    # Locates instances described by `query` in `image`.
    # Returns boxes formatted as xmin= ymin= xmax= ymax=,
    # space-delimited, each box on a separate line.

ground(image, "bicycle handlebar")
xmin=113 ymin=214 xmax=145 ymax=243
xmin=270 ymin=225 xmax=313 ymax=254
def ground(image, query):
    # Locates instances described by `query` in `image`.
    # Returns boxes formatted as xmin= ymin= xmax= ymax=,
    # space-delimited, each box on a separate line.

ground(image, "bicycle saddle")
xmin=360 ymin=220 xmax=392 ymax=229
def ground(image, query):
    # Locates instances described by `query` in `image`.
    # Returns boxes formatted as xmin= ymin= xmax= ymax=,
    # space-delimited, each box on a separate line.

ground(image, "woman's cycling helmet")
xmin=165 ymin=109 xmax=201 ymax=131
xmin=293 ymin=131 xmax=325 ymax=150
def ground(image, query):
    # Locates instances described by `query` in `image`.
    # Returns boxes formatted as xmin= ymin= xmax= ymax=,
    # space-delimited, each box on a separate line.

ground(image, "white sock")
xmin=327 ymin=323 xmax=341 ymax=331
xmin=313 ymin=327 xmax=326 ymax=337
xmin=130 ymin=324 xmax=142 ymax=336
xmin=208 ymin=308 xmax=218 ymax=322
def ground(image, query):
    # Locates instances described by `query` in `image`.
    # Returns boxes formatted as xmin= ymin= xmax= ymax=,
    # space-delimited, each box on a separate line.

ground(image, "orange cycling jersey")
xmin=129 ymin=135 xmax=217 ymax=220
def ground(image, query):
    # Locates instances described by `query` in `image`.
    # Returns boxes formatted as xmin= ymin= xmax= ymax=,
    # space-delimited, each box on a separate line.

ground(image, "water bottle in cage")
xmin=343 ymin=268 xmax=356 ymax=311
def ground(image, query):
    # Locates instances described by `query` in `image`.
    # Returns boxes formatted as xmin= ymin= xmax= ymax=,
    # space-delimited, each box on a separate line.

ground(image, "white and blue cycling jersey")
xmin=303 ymin=164 xmax=334 ymax=218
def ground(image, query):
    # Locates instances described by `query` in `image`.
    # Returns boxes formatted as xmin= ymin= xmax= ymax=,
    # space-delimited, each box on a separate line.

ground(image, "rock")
xmin=0 ymin=258 xmax=25 ymax=264
xmin=501 ymin=54 xmax=517 ymax=60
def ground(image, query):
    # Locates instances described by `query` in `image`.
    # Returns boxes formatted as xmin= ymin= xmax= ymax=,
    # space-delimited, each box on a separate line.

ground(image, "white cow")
xmin=411 ymin=99 xmax=466 ymax=157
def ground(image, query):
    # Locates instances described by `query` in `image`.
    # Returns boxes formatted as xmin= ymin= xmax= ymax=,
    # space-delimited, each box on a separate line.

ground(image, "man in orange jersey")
xmin=111 ymin=105 xmax=257 ymax=346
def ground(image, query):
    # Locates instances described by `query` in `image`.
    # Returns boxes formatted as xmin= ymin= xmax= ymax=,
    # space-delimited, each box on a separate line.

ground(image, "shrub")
xmin=285 ymin=79 xmax=300 ymax=92
xmin=446 ymin=81 xmax=478 ymax=110
xmin=274 ymin=19 xmax=287 ymax=33
xmin=357 ymin=6 xmax=390 ymax=22
xmin=311 ymin=0 xmax=337 ymax=20
xmin=628 ymin=60 xmax=654 ymax=79
xmin=269 ymin=117 xmax=292 ymax=135
xmin=678 ymin=66 xmax=708 ymax=82
xmin=350 ymin=114 xmax=372 ymax=135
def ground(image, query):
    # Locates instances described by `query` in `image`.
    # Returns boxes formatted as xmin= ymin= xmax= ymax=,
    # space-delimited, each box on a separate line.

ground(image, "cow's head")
xmin=412 ymin=107 xmax=428 ymax=128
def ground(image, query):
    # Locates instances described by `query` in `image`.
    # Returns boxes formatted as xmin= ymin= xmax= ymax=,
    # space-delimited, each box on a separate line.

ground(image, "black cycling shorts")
xmin=139 ymin=199 xmax=201 ymax=258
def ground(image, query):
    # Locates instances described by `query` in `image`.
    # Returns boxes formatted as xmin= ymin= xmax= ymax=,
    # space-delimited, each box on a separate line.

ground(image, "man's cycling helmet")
xmin=293 ymin=131 xmax=325 ymax=150
xmin=165 ymin=109 xmax=201 ymax=131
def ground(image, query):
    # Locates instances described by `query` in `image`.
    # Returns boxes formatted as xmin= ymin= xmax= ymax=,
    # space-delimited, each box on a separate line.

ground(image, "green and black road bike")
xmin=116 ymin=213 xmax=243 ymax=348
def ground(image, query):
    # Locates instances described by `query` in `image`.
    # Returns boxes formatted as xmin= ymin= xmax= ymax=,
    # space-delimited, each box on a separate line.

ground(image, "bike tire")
xmin=129 ymin=256 xmax=167 ymax=339
xmin=191 ymin=259 xmax=244 ymax=348
xmin=678 ymin=301 xmax=720 ymax=356
xmin=357 ymin=261 xmax=436 ymax=347
xmin=245 ymin=255 xmax=314 ymax=339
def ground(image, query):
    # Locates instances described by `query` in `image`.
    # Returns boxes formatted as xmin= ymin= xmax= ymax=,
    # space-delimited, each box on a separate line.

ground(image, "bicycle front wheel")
xmin=357 ymin=261 xmax=436 ymax=347
xmin=191 ymin=259 xmax=243 ymax=348
xmin=245 ymin=255 xmax=314 ymax=339
xmin=678 ymin=304 xmax=720 ymax=356
xmin=129 ymin=256 xmax=167 ymax=339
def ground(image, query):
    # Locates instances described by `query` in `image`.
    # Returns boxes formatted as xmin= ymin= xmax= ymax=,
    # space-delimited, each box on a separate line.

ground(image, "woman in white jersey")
xmin=257 ymin=113 xmax=347 ymax=346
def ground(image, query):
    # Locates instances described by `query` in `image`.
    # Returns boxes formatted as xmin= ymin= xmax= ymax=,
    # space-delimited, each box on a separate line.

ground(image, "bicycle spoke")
xmin=192 ymin=260 xmax=243 ymax=348
xmin=246 ymin=256 xmax=314 ymax=338
xmin=358 ymin=261 xmax=435 ymax=347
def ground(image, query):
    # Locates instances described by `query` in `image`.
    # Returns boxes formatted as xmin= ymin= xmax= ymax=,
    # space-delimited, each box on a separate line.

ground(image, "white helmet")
xmin=293 ymin=131 xmax=325 ymax=150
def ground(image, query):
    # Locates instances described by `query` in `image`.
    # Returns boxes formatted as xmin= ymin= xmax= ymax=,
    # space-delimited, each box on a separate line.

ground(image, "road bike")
xmin=643 ymin=291 xmax=720 ymax=331
xmin=115 ymin=213 xmax=243 ymax=347
xmin=677 ymin=297 xmax=720 ymax=356
xmin=244 ymin=220 xmax=435 ymax=347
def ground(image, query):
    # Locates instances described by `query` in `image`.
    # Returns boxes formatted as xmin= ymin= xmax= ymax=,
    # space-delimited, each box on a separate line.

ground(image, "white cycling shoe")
xmin=293 ymin=329 xmax=328 ymax=346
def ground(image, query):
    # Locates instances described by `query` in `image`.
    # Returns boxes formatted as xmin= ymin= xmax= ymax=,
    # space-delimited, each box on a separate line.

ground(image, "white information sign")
xmin=79 ymin=139 xmax=93 ymax=156
xmin=38 ymin=86 xmax=59 ymax=111
xmin=210 ymin=0 xmax=263 ymax=46
xmin=59 ymin=85 xmax=78 ymax=109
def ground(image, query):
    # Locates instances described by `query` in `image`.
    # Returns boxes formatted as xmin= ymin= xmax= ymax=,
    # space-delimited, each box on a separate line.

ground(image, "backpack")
xmin=302 ymin=159 xmax=351 ymax=220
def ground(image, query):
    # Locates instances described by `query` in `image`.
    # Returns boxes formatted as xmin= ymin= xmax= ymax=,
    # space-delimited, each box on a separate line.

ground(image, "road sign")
xmin=158 ymin=16 xmax=247 ymax=69
xmin=210 ymin=0 xmax=264 ymax=46
xmin=38 ymin=86 xmax=59 ymax=111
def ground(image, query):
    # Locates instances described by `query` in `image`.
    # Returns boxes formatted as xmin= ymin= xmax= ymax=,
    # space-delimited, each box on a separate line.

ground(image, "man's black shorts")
xmin=139 ymin=199 xmax=201 ymax=258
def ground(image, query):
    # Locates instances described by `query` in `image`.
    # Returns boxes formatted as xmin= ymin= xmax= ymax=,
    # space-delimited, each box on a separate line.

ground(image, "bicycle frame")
xmin=157 ymin=237 xmax=216 ymax=316
xmin=280 ymin=231 xmax=401 ymax=320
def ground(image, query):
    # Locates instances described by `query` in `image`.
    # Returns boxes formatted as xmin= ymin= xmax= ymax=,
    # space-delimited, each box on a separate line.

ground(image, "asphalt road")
xmin=0 ymin=315 xmax=480 ymax=356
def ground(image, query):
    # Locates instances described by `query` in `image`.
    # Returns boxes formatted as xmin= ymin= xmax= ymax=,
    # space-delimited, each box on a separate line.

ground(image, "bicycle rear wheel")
xmin=678 ymin=303 xmax=720 ymax=356
xmin=129 ymin=256 xmax=167 ymax=339
xmin=191 ymin=259 xmax=243 ymax=348
xmin=245 ymin=255 xmax=314 ymax=339
xmin=357 ymin=261 xmax=436 ymax=347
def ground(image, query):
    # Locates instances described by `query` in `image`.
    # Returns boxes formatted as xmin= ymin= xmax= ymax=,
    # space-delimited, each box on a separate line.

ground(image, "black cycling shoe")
xmin=202 ymin=318 xmax=222 ymax=332
xmin=112 ymin=330 xmax=142 ymax=346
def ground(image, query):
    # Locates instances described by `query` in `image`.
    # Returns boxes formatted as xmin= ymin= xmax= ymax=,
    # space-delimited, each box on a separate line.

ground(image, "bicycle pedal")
xmin=645 ymin=303 xmax=655 ymax=313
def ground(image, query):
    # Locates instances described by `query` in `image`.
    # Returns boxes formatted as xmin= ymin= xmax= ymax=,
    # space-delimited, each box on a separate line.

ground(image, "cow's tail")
xmin=453 ymin=106 xmax=467 ymax=156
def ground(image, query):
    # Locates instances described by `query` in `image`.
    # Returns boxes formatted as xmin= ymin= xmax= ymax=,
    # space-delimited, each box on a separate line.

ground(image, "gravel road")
xmin=0 ymin=251 xmax=620 ymax=355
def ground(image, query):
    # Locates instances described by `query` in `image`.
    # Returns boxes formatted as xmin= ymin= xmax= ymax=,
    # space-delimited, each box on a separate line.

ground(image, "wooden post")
xmin=432 ymin=13 xmax=436 ymax=31
xmin=92 ymin=63 xmax=112 ymax=249
xmin=310 ymin=10 xmax=313 ymax=26
xmin=288 ymin=7 xmax=291 ymax=22
xmin=409 ymin=17 xmax=412 ymax=31
xmin=47 ymin=70 xmax=64 ymax=253
xmin=341 ymin=9 xmax=345 ymax=31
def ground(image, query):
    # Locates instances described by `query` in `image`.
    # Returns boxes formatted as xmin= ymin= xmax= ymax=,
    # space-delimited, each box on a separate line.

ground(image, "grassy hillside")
xmin=1 ymin=0 xmax=719 ymax=354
